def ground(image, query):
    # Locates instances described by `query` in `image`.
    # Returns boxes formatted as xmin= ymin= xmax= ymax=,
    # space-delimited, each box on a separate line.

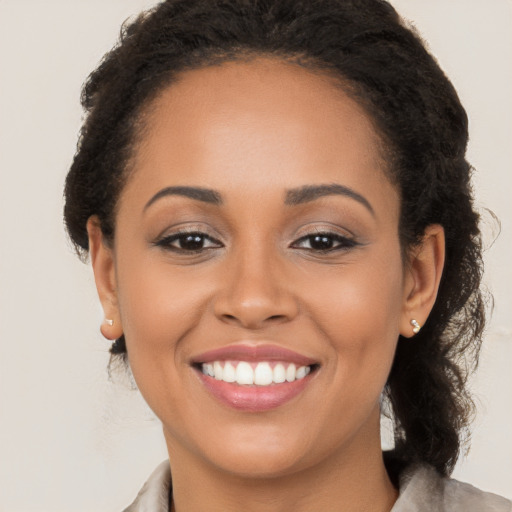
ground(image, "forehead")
xmin=124 ymin=57 xmax=394 ymax=210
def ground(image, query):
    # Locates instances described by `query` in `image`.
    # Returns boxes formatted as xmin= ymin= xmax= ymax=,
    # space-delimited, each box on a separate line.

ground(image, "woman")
xmin=63 ymin=0 xmax=511 ymax=510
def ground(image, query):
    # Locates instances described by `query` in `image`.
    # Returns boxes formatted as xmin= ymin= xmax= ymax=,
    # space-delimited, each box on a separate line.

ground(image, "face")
xmin=95 ymin=58 xmax=417 ymax=478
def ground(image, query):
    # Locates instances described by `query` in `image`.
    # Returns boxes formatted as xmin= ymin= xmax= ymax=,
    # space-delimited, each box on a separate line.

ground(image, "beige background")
xmin=0 ymin=1 xmax=510 ymax=510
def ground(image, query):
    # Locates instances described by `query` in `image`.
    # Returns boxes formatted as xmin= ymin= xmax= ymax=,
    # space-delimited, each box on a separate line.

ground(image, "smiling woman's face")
xmin=90 ymin=57 xmax=422 ymax=479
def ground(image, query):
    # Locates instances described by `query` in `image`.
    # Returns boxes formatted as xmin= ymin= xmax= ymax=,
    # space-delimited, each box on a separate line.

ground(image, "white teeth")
xmin=273 ymin=363 xmax=286 ymax=383
xmin=201 ymin=361 xmax=312 ymax=386
xmin=254 ymin=362 xmax=273 ymax=386
xmin=236 ymin=361 xmax=254 ymax=385
xmin=213 ymin=361 xmax=223 ymax=380
xmin=286 ymin=363 xmax=296 ymax=382
xmin=223 ymin=362 xmax=236 ymax=382
xmin=204 ymin=363 xmax=214 ymax=377
xmin=296 ymin=366 xmax=308 ymax=379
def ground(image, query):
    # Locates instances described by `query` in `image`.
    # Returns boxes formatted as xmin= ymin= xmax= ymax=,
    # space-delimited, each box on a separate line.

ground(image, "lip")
xmin=196 ymin=371 xmax=314 ymax=412
xmin=190 ymin=343 xmax=318 ymax=366
xmin=191 ymin=343 xmax=319 ymax=412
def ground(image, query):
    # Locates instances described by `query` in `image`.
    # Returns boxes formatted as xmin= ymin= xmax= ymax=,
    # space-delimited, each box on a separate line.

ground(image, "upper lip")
xmin=190 ymin=343 xmax=318 ymax=367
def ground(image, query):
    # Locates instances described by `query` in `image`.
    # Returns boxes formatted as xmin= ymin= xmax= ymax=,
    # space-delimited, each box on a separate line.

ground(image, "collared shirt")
xmin=122 ymin=460 xmax=512 ymax=511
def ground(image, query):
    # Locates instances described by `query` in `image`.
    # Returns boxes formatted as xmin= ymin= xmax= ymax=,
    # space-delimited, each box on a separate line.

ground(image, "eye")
xmin=291 ymin=232 xmax=358 ymax=252
xmin=155 ymin=231 xmax=223 ymax=253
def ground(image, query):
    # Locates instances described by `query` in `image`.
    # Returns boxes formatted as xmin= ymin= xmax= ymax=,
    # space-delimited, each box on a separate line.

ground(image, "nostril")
xmin=219 ymin=312 xmax=290 ymax=329
xmin=215 ymin=293 xmax=299 ymax=329
xmin=268 ymin=314 xmax=287 ymax=321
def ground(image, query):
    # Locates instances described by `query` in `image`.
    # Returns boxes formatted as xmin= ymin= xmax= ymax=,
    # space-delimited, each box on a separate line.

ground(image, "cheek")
xmin=305 ymin=247 xmax=404 ymax=394
xmin=115 ymin=254 xmax=213 ymax=378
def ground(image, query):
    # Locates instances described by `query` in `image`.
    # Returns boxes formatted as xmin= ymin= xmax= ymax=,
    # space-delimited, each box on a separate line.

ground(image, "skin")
xmin=88 ymin=57 xmax=445 ymax=512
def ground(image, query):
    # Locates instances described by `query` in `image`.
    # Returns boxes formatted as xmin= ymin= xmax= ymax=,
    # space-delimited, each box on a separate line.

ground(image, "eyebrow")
xmin=285 ymin=183 xmax=375 ymax=216
xmin=143 ymin=182 xmax=374 ymax=216
xmin=144 ymin=186 xmax=223 ymax=211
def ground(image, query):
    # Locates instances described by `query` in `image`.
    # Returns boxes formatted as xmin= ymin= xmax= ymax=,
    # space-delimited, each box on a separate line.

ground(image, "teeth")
xmin=236 ymin=362 xmax=254 ymax=385
xmin=296 ymin=366 xmax=308 ymax=379
xmin=273 ymin=363 xmax=286 ymax=384
xmin=286 ymin=363 xmax=296 ymax=382
xmin=213 ymin=361 xmax=223 ymax=380
xmin=254 ymin=362 xmax=273 ymax=386
xmin=223 ymin=362 xmax=236 ymax=383
xmin=201 ymin=361 xmax=312 ymax=386
xmin=204 ymin=363 xmax=214 ymax=377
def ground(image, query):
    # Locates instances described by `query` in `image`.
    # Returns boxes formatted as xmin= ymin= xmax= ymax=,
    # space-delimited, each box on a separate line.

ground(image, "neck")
xmin=166 ymin=412 xmax=398 ymax=512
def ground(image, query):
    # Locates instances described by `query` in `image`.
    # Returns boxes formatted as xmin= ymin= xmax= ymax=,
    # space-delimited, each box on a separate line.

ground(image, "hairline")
xmin=110 ymin=50 xmax=400 ymax=244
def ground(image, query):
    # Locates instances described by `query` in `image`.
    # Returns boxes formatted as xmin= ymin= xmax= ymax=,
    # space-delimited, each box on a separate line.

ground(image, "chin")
xmin=208 ymin=443 xmax=311 ymax=480
xmin=167 ymin=418 xmax=318 ymax=480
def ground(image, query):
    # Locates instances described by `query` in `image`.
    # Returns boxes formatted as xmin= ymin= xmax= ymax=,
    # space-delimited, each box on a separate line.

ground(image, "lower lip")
xmin=196 ymin=370 xmax=314 ymax=412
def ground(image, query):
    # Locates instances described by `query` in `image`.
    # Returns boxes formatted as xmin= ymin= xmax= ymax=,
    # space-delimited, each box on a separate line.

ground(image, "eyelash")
xmin=154 ymin=231 xmax=223 ymax=253
xmin=154 ymin=230 xmax=358 ymax=254
xmin=291 ymin=232 xmax=358 ymax=252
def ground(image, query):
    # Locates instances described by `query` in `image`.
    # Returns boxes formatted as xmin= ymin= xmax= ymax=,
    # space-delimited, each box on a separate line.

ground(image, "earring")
xmin=104 ymin=318 xmax=114 ymax=326
xmin=410 ymin=319 xmax=421 ymax=334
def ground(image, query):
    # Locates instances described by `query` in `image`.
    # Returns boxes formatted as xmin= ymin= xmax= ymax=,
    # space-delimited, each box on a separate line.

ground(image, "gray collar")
xmin=123 ymin=460 xmax=511 ymax=512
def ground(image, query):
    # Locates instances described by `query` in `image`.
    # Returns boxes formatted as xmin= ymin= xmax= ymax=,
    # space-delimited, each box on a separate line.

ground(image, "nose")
xmin=212 ymin=246 xmax=299 ymax=330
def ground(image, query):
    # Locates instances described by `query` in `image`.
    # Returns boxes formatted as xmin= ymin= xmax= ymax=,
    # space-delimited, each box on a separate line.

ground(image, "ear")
xmin=87 ymin=216 xmax=124 ymax=340
xmin=400 ymin=224 xmax=445 ymax=338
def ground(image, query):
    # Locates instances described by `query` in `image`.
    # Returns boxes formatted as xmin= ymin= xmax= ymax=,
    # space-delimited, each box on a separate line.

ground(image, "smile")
xmin=201 ymin=360 xmax=312 ymax=386
xmin=192 ymin=344 xmax=319 ymax=411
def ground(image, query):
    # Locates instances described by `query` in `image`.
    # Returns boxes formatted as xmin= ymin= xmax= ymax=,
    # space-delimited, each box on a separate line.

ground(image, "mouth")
xmin=191 ymin=344 xmax=320 ymax=412
xmin=197 ymin=360 xmax=315 ymax=385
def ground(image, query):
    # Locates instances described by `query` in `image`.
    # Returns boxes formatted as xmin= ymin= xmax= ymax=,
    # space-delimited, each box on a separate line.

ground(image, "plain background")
xmin=0 ymin=1 xmax=510 ymax=510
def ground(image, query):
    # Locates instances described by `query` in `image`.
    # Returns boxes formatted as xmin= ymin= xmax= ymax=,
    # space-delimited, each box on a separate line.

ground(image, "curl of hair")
xmin=64 ymin=0 xmax=486 ymax=476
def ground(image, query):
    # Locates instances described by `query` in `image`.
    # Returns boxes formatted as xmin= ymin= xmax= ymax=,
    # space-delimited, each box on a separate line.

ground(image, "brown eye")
xmin=309 ymin=235 xmax=336 ymax=250
xmin=156 ymin=232 xmax=223 ymax=253
xmin=292 ymin=233 xmax=358 ymax=252
xmin=177 ymin=234 xmax=207 ymax=250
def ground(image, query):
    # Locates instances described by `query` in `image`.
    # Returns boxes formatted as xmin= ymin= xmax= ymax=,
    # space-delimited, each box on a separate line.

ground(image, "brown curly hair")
xmin=64 ymin=0 xmax=486 ymax=477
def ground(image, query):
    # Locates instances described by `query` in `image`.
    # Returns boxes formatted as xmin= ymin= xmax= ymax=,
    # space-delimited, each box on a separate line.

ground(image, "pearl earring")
xmin=105 ymin=318 xmax=114 ymax=326
xmin=410 ymin=319 xmax=421 ymax=334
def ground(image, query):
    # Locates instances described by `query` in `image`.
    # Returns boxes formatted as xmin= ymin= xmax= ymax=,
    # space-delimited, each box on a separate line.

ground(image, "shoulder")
xmin=122 ymin=460 xmax=172 ymax=512
xmin=121 ymin=460 xmax=511 ymax=512
xmin=393 ymin=464 xmax=512 ymax=512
